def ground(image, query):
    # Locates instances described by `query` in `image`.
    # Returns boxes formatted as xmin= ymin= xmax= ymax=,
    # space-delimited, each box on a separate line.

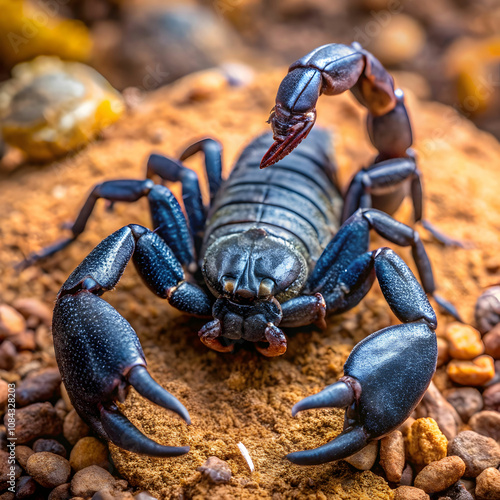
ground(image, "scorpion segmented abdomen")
xmin=202 ymin=129 xmax=343 ymax=266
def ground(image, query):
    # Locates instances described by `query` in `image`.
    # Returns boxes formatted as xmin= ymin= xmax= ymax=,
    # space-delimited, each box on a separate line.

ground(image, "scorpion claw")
xmin=127 ymin=365 xmax=191 ymax=424
xmin=287 ymin=426 xmax=369 ymax=465
xmin=288 ymin=323 xmax=437 ymax=464
xmin=291 ymin=381 xmax=355 ymax=417
xmin=260 ymin=105 xmax=316 ymax=168
xmin=99 ymin=405 xmax=190 ymax=457
xmin=53 ymin=290 xmax=190 ymax=457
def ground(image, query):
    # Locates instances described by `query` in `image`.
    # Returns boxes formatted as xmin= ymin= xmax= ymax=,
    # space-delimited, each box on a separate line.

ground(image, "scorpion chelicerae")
xmin=21 ymin=42 xmax=459 ymax=466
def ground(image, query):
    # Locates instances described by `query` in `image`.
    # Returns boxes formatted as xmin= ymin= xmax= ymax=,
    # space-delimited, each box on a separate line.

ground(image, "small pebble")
xmin=440 ymin=481 xmax=474 ymax=500
xmin=447 ymin=430 xmax=500 ymax=477
xmin=446 ymin=323 xmax=484 ymax=360
xmin=71 ymin=466 xmax=118 ymax=498
xmin=16 ymin=367 xmax=61 ymax=407
xmin=0 ymin=450 xmax=11 ymax=483
xmin=33 ymin=438 xmax=67 ymax=458
xmin=92 ymin=489 xmax=134 ymax=500
xmin=26 ymin=452 xmax=71 ymax=488
xmin=447 ymin=355 xmax=495 ymax=386
xmin=187 ymin=70 xmax=228 ymax=101
xmin=416 ymin=382 xmax=461 ymax=440
xmin=0 ymin=380 xmax=7 ymax=411
xmin=379 ymin=431 xmax=405 ymax=483
xmin=400 ymin=463 xmax=414 ymax=486
xmin=8 ymin=402 xmax=62 ymax=444
xmin=370 ymin=14 xmax=426 ymax=65
xmin=55 ymin=399 xmax=68 ymax=421
xmin=484 ymin=325 xmax=500 ymax=359
xmin=475 ymin=286 xmax=500 ymax=334
xmin=414 ymin=456 xmax=466 ymax=493
xmin=197 ymin=456 xmax=232 ymax=484
xmin=69 ymin=437 xmax=109 ymax=472
xmin=469 ymin=411 xmax=500 ymax=442
xmin=437 ymin=337 xmax=450 ymax=367
xmin=0 ymin=340 xmax=17 ymax=370
xmin=344 ymin=440 xmax=379 ymax=470
xmin=15 ymin=475 xmax=37 ymax=498
xmin=63 ymin=410 xmax=90 ymax=445
xmin=406 ymin=418 xmax=448 ymax=465
xmin=15 ymin=446 xmax=34 ymax=469
xmin=483 ymin=382 xmax=500 ymax=412
xmin=444 ymin=387 xmax=483 ymax=422
xmin=9 ymin=331 xmax=36 ymax=351
xmin=134 ymin=492 xmax=158 ymax=500
xmin=476 ymin=467 xmax=500 ymax=500
xmin=461 ymin=479 xmax=476 ymax=497
xmin=399 ymin=416 xmax=415 ymax=435
xmin=12 ymin=298 xmax=52 ymax=326
xmin=0 ymin=304 xmax=26 ymax=337
xmin=394 ymin=485 xmax=430 ymax=500
xmin=48 ymin=483 xmax=72 ymax=500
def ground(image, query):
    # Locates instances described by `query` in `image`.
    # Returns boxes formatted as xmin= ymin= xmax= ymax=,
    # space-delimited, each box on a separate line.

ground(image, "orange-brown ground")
xmin=1 ymin=69 xmax=499 ymax=499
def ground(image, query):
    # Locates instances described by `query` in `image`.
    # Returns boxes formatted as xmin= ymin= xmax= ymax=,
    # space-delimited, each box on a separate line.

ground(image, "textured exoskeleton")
xmin=22 ymin=126 xmax=448 ymax=464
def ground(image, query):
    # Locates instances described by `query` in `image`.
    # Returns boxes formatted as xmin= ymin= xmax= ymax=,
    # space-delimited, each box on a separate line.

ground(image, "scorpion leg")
xmin=312 ymin=208 xmax=460 ymax=320
xmin=179 ymin=138 xmax=223 ymax=203
xmin=54 ymin=224 xmax=212 ymax=456
xmin=288 ymin=243 xmax=438 ymax=465
xmin=17 ymin=179 xmax=196 ymax=270
xmin=341 ymin=157 xmax=417 ymax=223
xmin=147 ymin=154 xmax=205 ymax=254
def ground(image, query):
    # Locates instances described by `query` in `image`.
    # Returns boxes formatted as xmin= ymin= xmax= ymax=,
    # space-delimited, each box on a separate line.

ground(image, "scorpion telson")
xmin=18 ymin=42 xmax=458 ymax=464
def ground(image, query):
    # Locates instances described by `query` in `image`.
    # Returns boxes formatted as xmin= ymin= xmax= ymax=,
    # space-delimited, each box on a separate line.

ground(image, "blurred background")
xmin=0 ymin=0 xmax=498 ymax=162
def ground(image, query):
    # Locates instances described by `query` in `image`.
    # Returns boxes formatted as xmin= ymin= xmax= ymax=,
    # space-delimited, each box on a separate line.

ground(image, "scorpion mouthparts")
xmin=291 ymin=381 xmax=354 ymax=417
xmin=286 ymin=426 xmax=369 ymax=465
xmin=128 ymin=365 xmax=191 ymax=424
xmin=99 ymin=405 xmax=190 ymax=457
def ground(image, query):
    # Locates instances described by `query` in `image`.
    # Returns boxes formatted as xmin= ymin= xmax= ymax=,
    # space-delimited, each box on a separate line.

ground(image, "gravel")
xmin=26 ymin=451 xmax=71 ymax=488
xmin=447 ymin=430 xmax=500 ymax=477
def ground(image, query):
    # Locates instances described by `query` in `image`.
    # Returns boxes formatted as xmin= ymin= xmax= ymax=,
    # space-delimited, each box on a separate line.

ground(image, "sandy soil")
xmin=1 ymin=69 xmax=499 ymax=498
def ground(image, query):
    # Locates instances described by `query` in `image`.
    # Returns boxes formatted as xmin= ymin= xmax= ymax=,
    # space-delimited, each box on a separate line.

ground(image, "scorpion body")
xmin=204 ymin=129 xmax=341 ymax=268
xmin=21 ymin=42 xmax=458 ymax=466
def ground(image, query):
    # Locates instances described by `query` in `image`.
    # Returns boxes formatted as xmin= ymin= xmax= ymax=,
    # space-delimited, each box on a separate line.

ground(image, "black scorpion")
xmin=21 ymin=42 xmax=458 ymax=466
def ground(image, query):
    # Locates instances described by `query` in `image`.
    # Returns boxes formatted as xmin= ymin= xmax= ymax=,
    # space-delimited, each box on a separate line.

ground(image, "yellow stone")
xmin=446 ymin=322 xmax=484 ymax=360
xmin=0 ymin=57 xmax=124 ymax=161
xmin=406 ymin=418 xmax=448 ymax=465
xmin=447 ymin=355 xmax=495 ymax=386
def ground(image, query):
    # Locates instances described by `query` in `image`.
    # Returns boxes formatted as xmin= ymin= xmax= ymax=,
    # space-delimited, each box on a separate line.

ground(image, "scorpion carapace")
xmin=261 ymin=42 xmax=465 ymax=248
xmin=21 ymin=127 xmax=443 ymax=464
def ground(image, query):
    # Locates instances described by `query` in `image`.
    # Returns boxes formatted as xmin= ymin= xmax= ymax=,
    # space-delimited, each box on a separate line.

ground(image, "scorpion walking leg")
xmin=18 ymin=179 xmax=196 ymax=270
xmin=288 ymin=241 xmax=438 ymax=464
xmin=147 ymin=154 xmax=206 ymax=253
xmin=179 ymin=138 xmax=223 ymax=203
xmin=54 ymin=225 xmax=212 ymax=456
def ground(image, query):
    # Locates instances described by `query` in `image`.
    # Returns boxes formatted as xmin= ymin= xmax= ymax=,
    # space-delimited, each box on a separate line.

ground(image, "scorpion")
xmin=22 ymin=42 xmax=459 ymax=466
